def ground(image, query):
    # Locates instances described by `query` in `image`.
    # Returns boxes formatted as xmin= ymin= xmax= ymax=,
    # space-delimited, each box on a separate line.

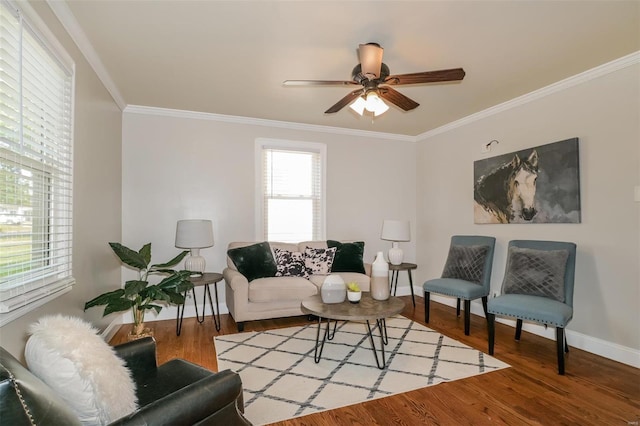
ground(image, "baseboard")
xmin=101 ymin=317 xmax=124 ymax=342
xmin=416 ymin=290 xmax=640 ymax=368
xmin=114 ymin=301 xmax=230 ymax=325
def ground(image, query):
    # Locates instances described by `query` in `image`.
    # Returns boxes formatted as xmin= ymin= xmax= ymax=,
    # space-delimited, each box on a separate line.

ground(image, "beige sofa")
xmin=224 ymin=241 xmax=371 ymax=331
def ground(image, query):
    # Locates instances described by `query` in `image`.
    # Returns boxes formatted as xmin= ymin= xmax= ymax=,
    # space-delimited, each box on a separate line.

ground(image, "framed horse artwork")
xmin=473 ymin=137 xmax=581 ymax=224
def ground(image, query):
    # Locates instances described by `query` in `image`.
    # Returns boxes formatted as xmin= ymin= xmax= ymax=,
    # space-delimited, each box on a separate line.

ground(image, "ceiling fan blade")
xmin=358 ymin=43 xmax=384 ymax=79
xmin=384 ymin=68 xmax=466 ymax=85
xmin=325 ymin=89 xmax=364 ymax=114
xmin=283 ymin=80 xmax=359 ymax=86
xmin=378 ymin=87 xmax=419 ymax=111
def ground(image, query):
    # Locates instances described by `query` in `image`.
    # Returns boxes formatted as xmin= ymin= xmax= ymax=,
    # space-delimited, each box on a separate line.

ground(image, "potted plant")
xmin=346 ymin=282 xmax=362 ymax=304
xmin=85 ymin=242 xmax=194 ymax=338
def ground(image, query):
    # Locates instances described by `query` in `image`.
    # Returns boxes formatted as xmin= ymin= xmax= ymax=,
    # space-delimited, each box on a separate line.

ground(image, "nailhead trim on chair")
xmin=424 ymin=289 xmax=488 ymax=299
xmin=488 ymin=309 xmax=567 ymax=328
xmin=2 ymin=364 xmax=36 ymax=426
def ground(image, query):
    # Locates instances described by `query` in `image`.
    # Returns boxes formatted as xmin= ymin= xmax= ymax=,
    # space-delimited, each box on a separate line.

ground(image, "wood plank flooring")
xmin=110 ymin=297 xmax=640 ymax=425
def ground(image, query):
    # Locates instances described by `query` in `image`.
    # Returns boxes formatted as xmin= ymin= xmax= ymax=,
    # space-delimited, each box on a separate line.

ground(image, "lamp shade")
xmin=175 ymin=220 xmax=214 ymax=249
xmin=380 ymin=220 xmax=410 ymax=242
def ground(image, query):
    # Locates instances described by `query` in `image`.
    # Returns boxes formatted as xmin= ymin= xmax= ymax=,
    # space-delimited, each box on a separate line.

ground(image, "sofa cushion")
xmin=441 ymin=244 xmax=489 ymax=284
xmin=274 ymin=248 xmax=309 ymax=278
xmin=249 ymin=276 xmax=318 ymax=303
xmin=25 ymin=315 xmax=137 ymax=425
xmin=227 ymin=241 xmax=277 ymax=282
xmin=502 ymin=246 xmax=569 ymax=302
xmin=304 ymin=246 xmax=336 ymax=275
xmin=327 ymin=240 xmax=366 ymax=274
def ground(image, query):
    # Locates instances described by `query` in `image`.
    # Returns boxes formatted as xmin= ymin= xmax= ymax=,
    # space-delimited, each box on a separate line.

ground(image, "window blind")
xmin=0 ymin=0 xmax=74 ymax=314
xmin=261 ymin=145 xmax=323 ymax=243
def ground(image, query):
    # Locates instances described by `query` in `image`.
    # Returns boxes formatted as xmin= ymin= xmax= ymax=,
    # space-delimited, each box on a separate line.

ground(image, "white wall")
xmin=416 ymin=63 xmax=640 ymax=363
xmin=121 ymin=112 xmax=417 ymax=321
xmin=0 ymin=1 xmax=122 ymax=359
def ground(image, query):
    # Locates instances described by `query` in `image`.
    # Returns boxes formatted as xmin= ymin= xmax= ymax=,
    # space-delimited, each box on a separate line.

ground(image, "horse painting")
xmin=474 ymin=150 xmax=539 ymax=224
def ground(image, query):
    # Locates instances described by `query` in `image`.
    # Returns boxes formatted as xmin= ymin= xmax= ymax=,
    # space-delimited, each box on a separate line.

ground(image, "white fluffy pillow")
xmin=25 ymin=315 xmax=138 ymax=425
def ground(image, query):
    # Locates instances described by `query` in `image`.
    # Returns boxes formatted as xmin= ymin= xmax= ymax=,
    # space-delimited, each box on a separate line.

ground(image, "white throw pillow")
xmin=25 ymin=315 xmax=138 ymax=425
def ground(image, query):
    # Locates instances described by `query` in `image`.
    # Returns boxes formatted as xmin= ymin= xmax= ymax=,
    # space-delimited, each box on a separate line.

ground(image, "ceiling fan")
xmin=283 ymin=43 xmax=466 ymax=116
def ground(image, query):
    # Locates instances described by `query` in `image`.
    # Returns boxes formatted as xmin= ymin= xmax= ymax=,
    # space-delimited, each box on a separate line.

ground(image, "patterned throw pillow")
xmin=304 ymin=247 xmax=337 ymax=275
xmin=274 ymin=248 xmax=309 ymax=278
xmin=441 ymin=244 xmax=490 ymax=284
xmin=502 ymin=247 xmax=569 ymax=302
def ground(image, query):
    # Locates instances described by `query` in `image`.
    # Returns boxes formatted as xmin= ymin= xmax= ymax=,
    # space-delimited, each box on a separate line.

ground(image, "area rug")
xmin=215 ymin=316 xmax=509 ymax=425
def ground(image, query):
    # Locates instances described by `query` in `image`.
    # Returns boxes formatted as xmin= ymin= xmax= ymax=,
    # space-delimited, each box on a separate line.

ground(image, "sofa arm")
xmin=223 ymin=267 xmax=249 ymax=292
xmin=113 ymin=337 xmax=157 ymax=377
xmin=110 ymin=370 xmax=250 ymax=426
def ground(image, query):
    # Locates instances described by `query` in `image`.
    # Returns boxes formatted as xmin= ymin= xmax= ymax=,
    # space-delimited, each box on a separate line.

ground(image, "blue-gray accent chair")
xmin=487 ymin=240 xmax=577 ymax=375
xmin=423 ymin=235 xmax=496 ymax=335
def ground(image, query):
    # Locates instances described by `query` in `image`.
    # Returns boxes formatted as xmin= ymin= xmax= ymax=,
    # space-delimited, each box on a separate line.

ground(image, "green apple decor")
xmin=85 ymin=242 xmax=193 ymax=338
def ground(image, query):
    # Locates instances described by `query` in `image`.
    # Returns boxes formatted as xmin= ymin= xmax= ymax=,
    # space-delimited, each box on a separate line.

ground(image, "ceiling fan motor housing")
xmin=352 ymin=63 xmax=390 ymax=84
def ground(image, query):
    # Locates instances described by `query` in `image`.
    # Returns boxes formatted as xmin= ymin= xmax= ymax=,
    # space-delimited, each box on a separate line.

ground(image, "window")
xmin=256 ymin=139 xmax=326 ymax=243
xmin=0 ymin=0 xmax=75 ymax=324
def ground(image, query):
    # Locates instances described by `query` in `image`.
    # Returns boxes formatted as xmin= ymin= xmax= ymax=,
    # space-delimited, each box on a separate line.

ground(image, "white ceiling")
xmin=57 ymin=0 xmax=639 ymax=136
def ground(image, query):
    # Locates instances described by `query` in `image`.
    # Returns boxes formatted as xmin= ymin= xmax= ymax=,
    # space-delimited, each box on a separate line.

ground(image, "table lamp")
xmin=380 ymin=219 xmax=410 ymax=265
xmin=175 ymin=219 xmax=214 ymax=276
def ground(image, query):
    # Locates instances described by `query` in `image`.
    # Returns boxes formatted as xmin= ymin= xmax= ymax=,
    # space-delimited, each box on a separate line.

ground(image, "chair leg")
xmin=481 ymin=296 xmax=488 ymax=317
xmin=424 ymin=291 xmax=431 ymax=323
xmin=456 ymin=298 xmax=461 ymax=317
xmin=237 ymin=322 xmax=245 ymax=332
xmin=556 ymin=327 xmax=566 ymax=375
xmin=515 ymin=319 xmax=523 ymax=341
xmin=464 ymin=299 xmax=471 ymax=335
xmin=488 ymin=313 xmax=495 ymax=355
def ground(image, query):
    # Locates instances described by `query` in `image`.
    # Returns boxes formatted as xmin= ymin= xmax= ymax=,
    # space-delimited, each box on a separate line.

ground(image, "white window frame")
xmin=255 ymin=138 xmax=326 ymax=242
xmin=0 ymin=0 xmax=76 ymax=326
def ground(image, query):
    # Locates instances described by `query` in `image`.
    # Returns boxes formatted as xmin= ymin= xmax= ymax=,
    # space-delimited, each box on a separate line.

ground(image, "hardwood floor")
xmin=110 ymin=296 xmax=640 ymax=425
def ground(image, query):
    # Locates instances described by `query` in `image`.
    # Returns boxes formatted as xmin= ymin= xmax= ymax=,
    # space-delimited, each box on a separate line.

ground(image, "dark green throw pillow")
xmin=327 ymin=240 xmax=365 ymax=274
xmin=227 ymin=242 xmax=277 ymax=282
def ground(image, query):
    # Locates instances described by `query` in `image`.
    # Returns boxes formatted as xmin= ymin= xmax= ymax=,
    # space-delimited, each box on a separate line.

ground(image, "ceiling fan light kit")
xmin=349 ymin=91 xmax=389 ymax=117
xmin=283 ymin=42 xmax=465 ymax=118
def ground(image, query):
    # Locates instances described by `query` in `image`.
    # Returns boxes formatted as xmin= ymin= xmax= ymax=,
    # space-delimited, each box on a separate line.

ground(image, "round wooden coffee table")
xmin=301 ymin=293 xmax=405 ymax=369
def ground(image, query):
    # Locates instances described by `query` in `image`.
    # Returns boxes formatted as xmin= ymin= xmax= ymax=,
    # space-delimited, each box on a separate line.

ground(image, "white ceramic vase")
xmin=321 ymin=274 xmax=346 ymax=304
xmin=370 ymin=251 xmax=390 ymax=301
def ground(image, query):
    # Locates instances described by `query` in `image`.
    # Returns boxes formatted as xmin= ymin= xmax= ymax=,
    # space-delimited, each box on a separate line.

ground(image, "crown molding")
xmin=417 ymin=51 xmax=640 ymax=141
xmin=123 ymin=105 xmax=416 ymax=142
xmin=40 ymin=2 xmax=638 ymax=142
xmin=47 ymin=0 xmax=126 ymax=110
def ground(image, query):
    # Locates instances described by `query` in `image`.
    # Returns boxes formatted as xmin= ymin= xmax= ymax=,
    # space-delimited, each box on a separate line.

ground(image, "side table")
xmin=388 ymin=262 xmax=417 ymax=307
xmin=176 ymin=272 xmax=223 ymax=335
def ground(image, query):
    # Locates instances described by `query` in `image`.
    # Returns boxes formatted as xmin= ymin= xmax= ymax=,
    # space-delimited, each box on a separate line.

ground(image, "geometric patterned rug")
xmin=215 ymin=315 xmax=509 ymax=425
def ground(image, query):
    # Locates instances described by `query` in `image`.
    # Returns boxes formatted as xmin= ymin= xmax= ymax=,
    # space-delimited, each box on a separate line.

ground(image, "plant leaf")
xmin=139 ymin=243 xmax=152 ymax=265
xmin=139 ymin=303 xmax=162 ymax=314
xmin=168 ymin=292 xmax=185 ymax=304
xmin=124 ymin=280 xmax=148 ymax=298
xmin=151 ymin=250 xmax=189 ymax=269
xmin=109 ymin=242 xmax=148 ymax=270
xmin=176 ymin=281 xmax=193 ymax=293
xmin=104 ymin=298 xmax=134 ymax=316
xmin=154 ymin=289 xmax=171 ymax=302
xmin=148 ymin=304 xmax=162 ymax=314
xmin=85 ymin=288 xmax=125 ymax=310
xmin=157 ymin=273 xmax=186 ymax=290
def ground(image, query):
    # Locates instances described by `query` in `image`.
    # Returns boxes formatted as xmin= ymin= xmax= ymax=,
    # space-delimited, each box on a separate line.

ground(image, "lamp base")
xmin=388 ymin=243 xmax=403 ymax=265
xmin=185 ymin=249 xmax=206 ymax=276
